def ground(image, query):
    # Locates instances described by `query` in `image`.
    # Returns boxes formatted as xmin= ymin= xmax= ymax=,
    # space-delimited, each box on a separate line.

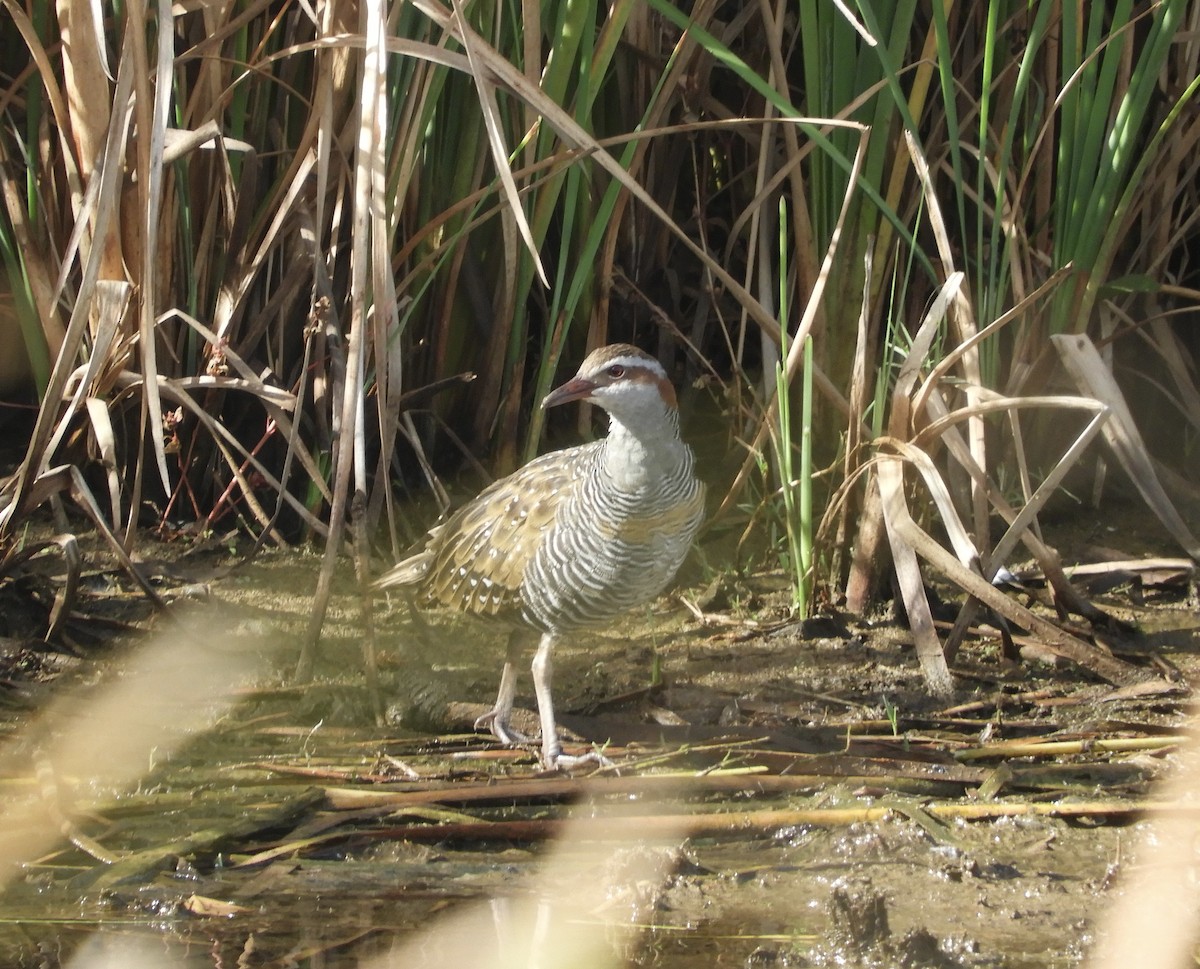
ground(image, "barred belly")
xmin=520 ymin=469 xmax=704 ymax=633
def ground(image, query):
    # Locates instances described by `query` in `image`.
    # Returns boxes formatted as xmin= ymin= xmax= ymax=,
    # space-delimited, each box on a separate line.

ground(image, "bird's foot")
xmin=474 ymin=709 xmax=531 ymax=745
xmin=539 ymin=743 xmax=613 ymax=772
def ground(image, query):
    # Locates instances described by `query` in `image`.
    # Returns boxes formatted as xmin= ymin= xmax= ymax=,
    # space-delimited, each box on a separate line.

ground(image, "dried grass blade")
xmin=1 ymin=2 xmax=80 ymax=208
xmin=875 ymin=463 xmax=1141 ymax=686
xmin=1 ymin=52 xmax=134 ymax=533
xmin=904 ymin=130 xmax=989 ymax=544
xmin=230 ymin=831 xmax=356 ymax=870
xmin=160 ymin=120 xmax=251 ymax=164
xmin=211 ymin=145 xmax=309 ymax=341
xmin=84 ymin=397 xmax=122 ymax=532
xmin=261 ymin=402 xmax=333 ymax=508
xmin=0 ymin=534 xmax=84 ymax=641
xmin=42 ymin=533 xmax=80 ymax=642
xmin=872 ymin=272 xmax=967 ymax=693
xmin=160 ymin=308 xmax=288 ymax=388
xmin=956 ymin=736 xmax=1183 ymax=761
xmin=885 ymin=440 xmax=981 ymax=571
xmin=86 ymin=788 xmax=325 ymax=889
xmin=57 ymin=0 xmax=114 ymax=231
xmin=912 ymin=387 xmax=1119 ymax=634
xmin=449 ymin=0 xmax=547 ymax=288
xmin=877 ymin=456 xmax=954 ymax=696
xmin=133 ymin=0 xmax=179 ymax=497
xmin=60 ymin=466 xmax=163 ymax=606
xmin=1053 ymin=333 xmax=1200 ymax=560
xmin=1058 ymin=558 xmax=1197 ymax=581
xmin=914 ymin=265 xmax=1075 ymax=417
xmin=42 ymin=279 xmax=130 ymax=463
xmin=916 ymin=394 xmax=1110 ymax=578
xmin=170 ymin=377 xmax=296 ymax=409
xmin=888 ymin=271 xmax=963 ymax=436
xmin=0 ymin=163 xmax=63 ymax=380
xmin=918 ymin=392 xmax=1113 ymax=657
xmin=844 ymin=247 xmax=873 ymax=488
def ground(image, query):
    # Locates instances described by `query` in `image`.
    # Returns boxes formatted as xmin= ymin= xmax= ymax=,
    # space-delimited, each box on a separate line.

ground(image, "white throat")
xmin=601 ymin=408 xmax=688 ymax=493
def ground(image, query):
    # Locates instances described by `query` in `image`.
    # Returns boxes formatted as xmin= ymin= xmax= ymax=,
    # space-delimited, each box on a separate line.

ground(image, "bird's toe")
xmin=540 ymin=745 xmax=613 ymax=772
xmin=474 ymin=709 xmax=531 ymax=745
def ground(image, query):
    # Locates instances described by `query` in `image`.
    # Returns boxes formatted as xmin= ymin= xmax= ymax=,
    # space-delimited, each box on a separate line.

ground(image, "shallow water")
xmin=0 ymin=545 xmax=1196 ymax=968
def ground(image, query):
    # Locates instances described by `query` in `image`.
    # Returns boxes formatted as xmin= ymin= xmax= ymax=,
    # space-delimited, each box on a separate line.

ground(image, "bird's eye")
xmin=607 ymin=365 xmax=625 ymax=378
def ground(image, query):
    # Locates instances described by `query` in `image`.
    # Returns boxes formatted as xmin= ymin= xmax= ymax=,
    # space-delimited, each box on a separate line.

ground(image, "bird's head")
xmin=541 ymin=344 xmax=678 ymax=431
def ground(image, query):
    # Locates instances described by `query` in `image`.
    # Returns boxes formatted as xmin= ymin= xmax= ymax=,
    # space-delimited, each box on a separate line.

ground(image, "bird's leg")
xmin=474 ymin=632 xmax=530 ymax=744
xmin=530 ymin=632 xmax=610 ymax=770
xmin=530 ymin=633 xmax=561 ymax=765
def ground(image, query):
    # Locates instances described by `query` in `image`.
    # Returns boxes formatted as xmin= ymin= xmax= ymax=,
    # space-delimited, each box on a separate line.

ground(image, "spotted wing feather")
xmin=412 ymin=443 xmax=598 ymax=617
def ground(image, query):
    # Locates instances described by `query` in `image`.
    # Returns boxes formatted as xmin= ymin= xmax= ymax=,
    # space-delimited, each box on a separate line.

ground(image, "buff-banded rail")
xmin=374 ymin=344 xmax=705 ymax=769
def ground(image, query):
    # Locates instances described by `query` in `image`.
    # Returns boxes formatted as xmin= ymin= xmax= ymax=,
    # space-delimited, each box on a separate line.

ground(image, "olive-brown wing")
xmin=422 ymin=444 xmax=595 ymax=617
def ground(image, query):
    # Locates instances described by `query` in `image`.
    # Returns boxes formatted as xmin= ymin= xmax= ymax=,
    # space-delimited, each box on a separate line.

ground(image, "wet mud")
xmin=0 ymin=532 xmax=1197 ymax=968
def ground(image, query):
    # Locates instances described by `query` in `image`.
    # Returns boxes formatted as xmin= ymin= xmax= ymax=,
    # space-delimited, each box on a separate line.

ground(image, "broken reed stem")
xmin=319 ymin=765 xmax=987 ymax=811
xmin=350 ymin=798 xmax=1179 ymax=845
xmin=955 ymin=736 xmax=1184 ymax=760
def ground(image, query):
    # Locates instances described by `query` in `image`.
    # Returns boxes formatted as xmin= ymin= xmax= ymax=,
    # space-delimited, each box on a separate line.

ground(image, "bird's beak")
xmin=542 ymin=376 xmax=596 ymax=410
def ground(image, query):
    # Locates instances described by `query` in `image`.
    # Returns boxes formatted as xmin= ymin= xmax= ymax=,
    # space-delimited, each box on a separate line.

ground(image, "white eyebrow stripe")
xmin=603 ymin=354 xmax=666 ymax=378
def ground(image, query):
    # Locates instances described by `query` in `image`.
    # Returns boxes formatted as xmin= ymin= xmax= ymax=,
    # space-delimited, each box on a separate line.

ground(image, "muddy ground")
xmin=0 ymin=511 xmax=1198 ymax=968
